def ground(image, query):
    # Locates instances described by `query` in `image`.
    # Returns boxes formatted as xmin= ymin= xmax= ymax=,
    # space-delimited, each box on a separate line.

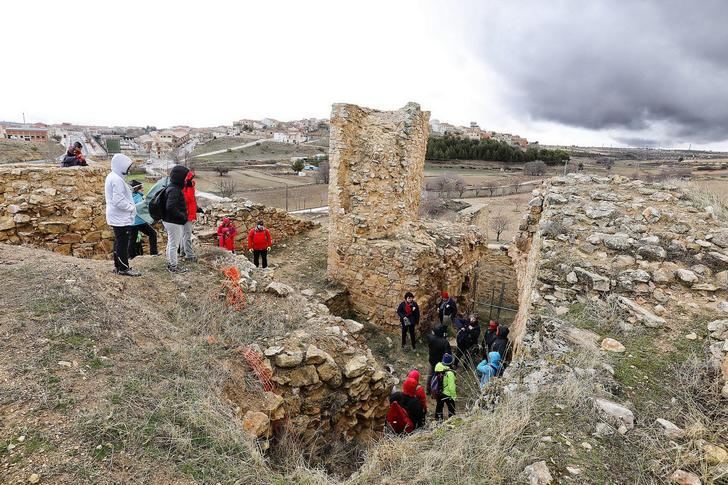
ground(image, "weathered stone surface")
xmin=712 ymin=230 xmax=728 ymax=248
xmin=637 ymin=245 xmax=667 ymax=261
xmin=524 ymin=461 xmax=553 ymax=485
xmin=316 ymin=358 xmax=342 ymax=386
xmin=601 ymin=337 xmax=626 ymax=353
xmin=265 ymin=281 xmax=294 ymax=297
xmin=274 ymin=349 xmax=303 ymax=368
xmin=288 ymin=365 xmax=320 ymax=387
xmin=243 ymin=411 xmax=270 ymax=438
xmin=604 ymin=234 xmax=632 ymax=251
xmin=642 ymin=207 xmax=661 ymax=223
xmin=676 ymin=269 xmax=698 ymax=285
xmin=304 ymin=344 xmax=330 ymax=365
xmin=594 ymin=398 xmax=635 ymax=430
xmin=343 ymin=354 xmax=369 ymax=378
xmin=585 ymin=202 xmax=617 ymax=219
xmin=616 ymin=296 xmax=666 ymax=327
xmin=703 ymin=443 xmax=728 ymax=464
xmin=573 ymin=267 xmax=610 ymax=291
xmin=656 ymin=418 xmax=685 ymax=439
xmin=669 ymin=469 xmax=701 ymax=485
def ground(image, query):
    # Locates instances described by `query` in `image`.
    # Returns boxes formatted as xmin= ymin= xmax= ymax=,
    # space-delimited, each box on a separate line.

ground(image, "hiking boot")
xmin=167 ymin=264 xmax=188 ymax=273
xmin=118 ymin=268 xmax=142 ymax=277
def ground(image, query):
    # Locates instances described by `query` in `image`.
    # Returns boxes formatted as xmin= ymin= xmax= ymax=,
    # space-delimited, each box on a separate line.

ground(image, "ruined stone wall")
xmin=509 ymin=174 xmax=728 ymax=388
xmin=0 ymin=164 xmax=113 ymax=258
xmin=0 ymin=163 xmax=317 ymax=259
xmin=475 ymin=244 xmax=519 ymax=323
xmin=327 ymin=103 xmax=487 ymax=327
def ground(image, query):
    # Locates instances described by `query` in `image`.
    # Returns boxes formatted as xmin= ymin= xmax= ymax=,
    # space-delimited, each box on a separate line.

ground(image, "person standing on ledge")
xmin=247 ymin=220 xmax=272 ymax=268
xmin=104 ymin=154 xmax=140 ymax=276
xmin=396 ymin=291 xmax=420 ymax=350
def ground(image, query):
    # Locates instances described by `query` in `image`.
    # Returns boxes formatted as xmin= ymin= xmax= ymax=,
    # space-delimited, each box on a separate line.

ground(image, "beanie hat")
xmin=442 ymin=353 xmax=454 ymax=366
xmin=441 ymin=291 xmax=449 ymax=299
xmin=402 ymin=378 xmax=417 ymax=397
xmin=489 ymin=320 xmax=497 ymax=330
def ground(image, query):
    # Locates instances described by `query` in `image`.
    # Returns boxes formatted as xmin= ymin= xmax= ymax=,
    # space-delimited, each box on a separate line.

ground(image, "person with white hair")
xmin=104 ymin=154 xmax=141 ymax=276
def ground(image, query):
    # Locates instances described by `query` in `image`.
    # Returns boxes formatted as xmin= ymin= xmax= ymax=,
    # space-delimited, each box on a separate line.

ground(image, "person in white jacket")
xmin=105 ymin=154 xmax=141 ymax=276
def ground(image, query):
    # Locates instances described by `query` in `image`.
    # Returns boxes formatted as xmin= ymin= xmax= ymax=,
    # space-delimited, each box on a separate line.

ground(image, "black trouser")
xmin=401 ymin=323 xmax=416 ymax=349
xmin=253 ymin=249 xmax=268 ymax=268
xmin=435 ymin=397 xmax=456 ymax=421
xmin=128 ymin=223 xmax=158 ymax=259
xmin=112 ymin=226 xmax=132 ymax=271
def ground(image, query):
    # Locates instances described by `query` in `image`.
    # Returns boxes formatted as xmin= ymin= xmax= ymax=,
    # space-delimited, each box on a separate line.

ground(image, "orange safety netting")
xmin=242 ymin=346 xmax=274 ymax=392
xmin=220 ymin=265 xmax=246 ymax=310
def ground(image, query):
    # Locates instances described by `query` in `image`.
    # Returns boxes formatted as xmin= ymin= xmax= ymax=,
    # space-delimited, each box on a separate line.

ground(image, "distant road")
xmin=193 ymin=138 xmax=268 ymax=158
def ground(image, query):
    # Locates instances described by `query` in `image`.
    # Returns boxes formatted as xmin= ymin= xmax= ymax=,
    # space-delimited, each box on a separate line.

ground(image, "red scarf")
xmin=404 ymin=302 xmax=413 ymax=315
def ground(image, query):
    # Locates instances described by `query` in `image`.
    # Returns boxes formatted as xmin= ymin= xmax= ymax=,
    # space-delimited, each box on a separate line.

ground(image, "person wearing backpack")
xmin=161 ymin=165 xmax=191 ymax=273
xmin=128 ymin=180 xmax=159 ymax=258
xmin=476 ymin=351 xmax=502 ymax=389
xmin=247 ymin=220 xmax=272 ymax=268
xmin=104 ymin=154 xmax=141 ymax=277
xmin=396 ymin=291 xmax=420 ymax=350
xmin=432 ymin=353 xmax=456 ymax=421
xmin=426 ymin=325 xmax=451 ymax=395
xmin=403 ymin=370 xmax=428 ymax=417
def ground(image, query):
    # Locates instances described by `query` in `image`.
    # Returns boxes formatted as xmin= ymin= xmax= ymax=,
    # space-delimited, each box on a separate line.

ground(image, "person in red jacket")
xmin=217 ymin=217 xmax=237 ymax=252
xmin=180 ymin=170 xmax=203 ymax=262
xmin=403 ymin=369 xmax=428 ymax=415
xmin=247 ymin=220 xmax=272 ymax=268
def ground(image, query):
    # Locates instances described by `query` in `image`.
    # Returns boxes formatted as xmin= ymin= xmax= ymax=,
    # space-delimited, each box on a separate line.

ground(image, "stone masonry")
xmin=327 ymin=103 xmax=486 ymax=327
xmin=0 ymin=163 xmax=316 ymax=259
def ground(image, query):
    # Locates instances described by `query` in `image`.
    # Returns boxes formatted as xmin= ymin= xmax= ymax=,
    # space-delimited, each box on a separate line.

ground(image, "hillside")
xmin=0 ymin=139 xmax=64 ymax=164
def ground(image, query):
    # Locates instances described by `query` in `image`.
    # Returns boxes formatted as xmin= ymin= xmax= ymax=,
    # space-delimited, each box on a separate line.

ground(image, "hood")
xmin=488 ymin=351 xmax=502 ymax=368
xmin=389 ymin=391 xmax=405 ymax=404
xmin=433 ymin=325 xmax=446 ymax=338
xmin=407 ymin=370 xmax=420 ymax=383
xmin=111 ymin=154 xmax=133 ymax=176
xmin=169 ymin=165 xmax=190 ymax=187
xmin=498 ymin=326 xmax=510 ymax=339
xmin=402 ymin=378 xmax=417 ymax=397
xmin=434 ymin=362 xmax=449 ymax=372
xmin=184 ymin=170 xmax=195 ymax=185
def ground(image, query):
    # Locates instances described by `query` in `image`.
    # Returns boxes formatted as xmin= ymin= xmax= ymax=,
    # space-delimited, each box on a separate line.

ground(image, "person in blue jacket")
xmin=128 ymin=180 xmax=158 ymax=258
xmin=476 ymin=351 xmax=502 ymax=389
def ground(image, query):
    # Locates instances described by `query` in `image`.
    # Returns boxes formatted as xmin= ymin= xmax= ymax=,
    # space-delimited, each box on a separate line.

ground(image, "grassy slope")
xmin=0 ymin=139 xmax=64 ymax=163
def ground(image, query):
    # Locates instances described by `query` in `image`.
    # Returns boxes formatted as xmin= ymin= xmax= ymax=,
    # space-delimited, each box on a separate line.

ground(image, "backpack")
xmin=430 ymin=370 xmax=445 ymax=400
xmin=386 ymin=401 xmax=413 ymax=434
xmin=148 ymin=186 xmax=168 ymax=221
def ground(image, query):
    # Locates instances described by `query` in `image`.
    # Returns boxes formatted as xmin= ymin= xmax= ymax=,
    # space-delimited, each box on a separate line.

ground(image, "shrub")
xmin=523 ymin=160 xmax=547 ymax=176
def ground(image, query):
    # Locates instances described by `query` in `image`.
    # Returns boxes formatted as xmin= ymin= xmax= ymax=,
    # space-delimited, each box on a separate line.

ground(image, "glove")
xmin=248 ymin=249 xmax=253 ymax=253
xmin=266 ymin=247 xmax=271 ymax=252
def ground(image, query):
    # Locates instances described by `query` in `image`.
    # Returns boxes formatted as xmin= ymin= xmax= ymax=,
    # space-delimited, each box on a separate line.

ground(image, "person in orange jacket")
xmin=217 ymin=217 xmax=237 ymax=253
xmin=247 ymin=220 xmax=272 ymax=268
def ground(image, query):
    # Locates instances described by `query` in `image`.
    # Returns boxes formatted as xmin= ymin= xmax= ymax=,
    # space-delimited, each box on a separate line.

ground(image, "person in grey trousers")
xmin=162 ymin=165 xmax=191 ymax=273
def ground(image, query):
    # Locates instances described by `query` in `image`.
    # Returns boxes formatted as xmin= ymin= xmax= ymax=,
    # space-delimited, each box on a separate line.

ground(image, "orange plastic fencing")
xmin=220 ymin=265 xmax=246 ymax=310
xmin=242 ymin=346 xmax=274 ymax=392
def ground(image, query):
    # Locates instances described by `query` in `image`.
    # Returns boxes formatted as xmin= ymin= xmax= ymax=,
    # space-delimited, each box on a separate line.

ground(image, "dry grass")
xmin=672 ymin=179 xmax=728 ymax=221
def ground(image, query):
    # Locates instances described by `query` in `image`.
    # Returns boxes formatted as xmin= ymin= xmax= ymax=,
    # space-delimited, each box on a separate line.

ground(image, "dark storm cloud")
xmin=470 ymin=0 xmax=728 ymax=144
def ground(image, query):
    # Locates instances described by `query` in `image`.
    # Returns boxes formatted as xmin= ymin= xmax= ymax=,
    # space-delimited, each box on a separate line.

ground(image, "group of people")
xmin=387 ymin=290 xmax=513 ymax=433
xmin=102 ymin=153 xmax=274 ymax=276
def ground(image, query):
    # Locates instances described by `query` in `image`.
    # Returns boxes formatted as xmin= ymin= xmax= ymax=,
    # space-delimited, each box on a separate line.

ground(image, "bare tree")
xmin=483 ymin=180 xmax=497 ymax=197
xmin=523 ymin=160 xmax=547 ymax=176
xmin=216 ymin=179 xmax=237 ymax=198
xmin=491 ymin=213 xmax=509 ymax=242
xmin=315 ymin=160 xmax=330 ymax=184
xmin=419 ymin=190 xmax=445 ymax=217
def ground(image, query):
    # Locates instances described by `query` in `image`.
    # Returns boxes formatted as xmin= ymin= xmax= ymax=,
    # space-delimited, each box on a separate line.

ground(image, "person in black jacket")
xmin=426 ymin=325 xmax=451 ymax=395
xmin=61 ymin=142 xmax=88 ymax=167
xmin=389 ymin=391 xmax=425 ymax=430
xmin=483 ymin=320 xmax=498 ymax=356
xmin=161 ymin=165 xmax=190 ymax=273
xmin=454 ymin=314 xmax=481 ymax=370
xmin=438 ymin=291 xmax=457 ymax=327
xmin=491 ymin=325 xmax=511 ymax=374
xmin=396 ymin=291 xmax=420 ymax=350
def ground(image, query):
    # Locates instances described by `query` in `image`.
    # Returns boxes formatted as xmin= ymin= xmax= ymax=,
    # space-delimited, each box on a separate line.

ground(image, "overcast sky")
xmin=2 ymin=0 xmax=727 ymax=150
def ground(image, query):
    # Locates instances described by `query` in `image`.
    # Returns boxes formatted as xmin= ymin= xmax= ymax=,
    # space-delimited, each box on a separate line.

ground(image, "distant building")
xmin=3 ymin=125 xmax=48 ymax=142
xmin=136 ymin=129 xmax=190 ymax=158
xmin=274 ymin=129 xmax=308 ymax=144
